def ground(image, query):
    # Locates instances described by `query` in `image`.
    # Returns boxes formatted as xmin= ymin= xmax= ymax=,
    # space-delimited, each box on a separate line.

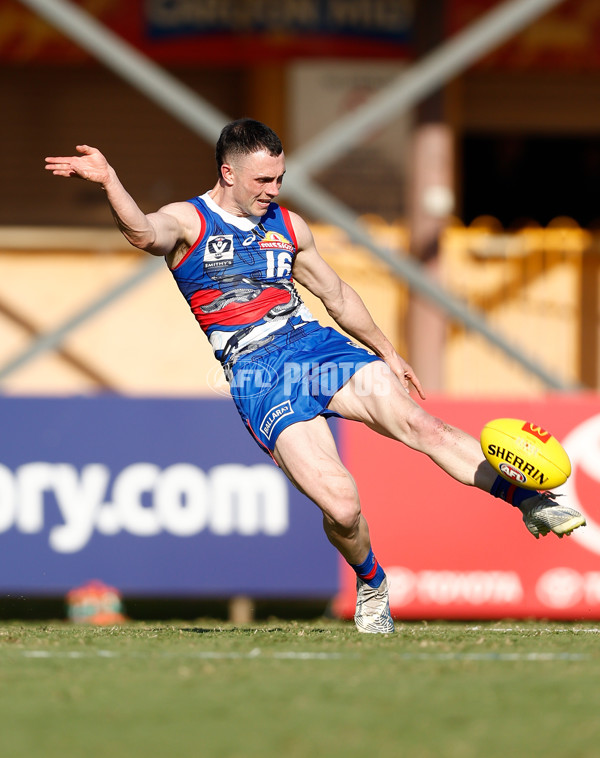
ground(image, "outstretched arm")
xmin=290 ymin=212 xmax=426 ymax=399
xmin=45 ymin=145 xmax=196 ymax=256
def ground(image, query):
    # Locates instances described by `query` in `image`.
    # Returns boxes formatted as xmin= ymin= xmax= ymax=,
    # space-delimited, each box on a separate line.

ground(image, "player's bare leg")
xmin=274 ymin=416 xmax=394 ymax=633
xmin=273 ymin=415 xmax=370 ymax=564
xmin=329 ymin=360 xmax=585 ymax=537
xmin=329 ymin=360 xmax=496 ymax=489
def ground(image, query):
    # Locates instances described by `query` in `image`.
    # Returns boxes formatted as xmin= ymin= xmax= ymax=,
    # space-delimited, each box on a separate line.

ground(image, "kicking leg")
xmin=329 ymin=361 xmax=585 ymax=538
xmin=329 ymin=360 xmax=494 ymax=489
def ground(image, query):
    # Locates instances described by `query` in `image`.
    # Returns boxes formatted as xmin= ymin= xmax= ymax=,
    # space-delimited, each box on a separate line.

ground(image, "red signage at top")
xmin=4 ymin=0 xmax=600 ymax=68
xmin=0 ymin=0 xmax=413 ymax=64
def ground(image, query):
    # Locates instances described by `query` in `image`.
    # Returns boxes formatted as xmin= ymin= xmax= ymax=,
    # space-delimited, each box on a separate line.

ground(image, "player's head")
xmin=216 ymin=119 xmax=283 ymax=176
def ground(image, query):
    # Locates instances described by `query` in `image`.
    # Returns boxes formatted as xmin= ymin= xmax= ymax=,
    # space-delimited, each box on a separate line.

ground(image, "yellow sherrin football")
xmin=480 ymin=418 xmax=571 ymax=490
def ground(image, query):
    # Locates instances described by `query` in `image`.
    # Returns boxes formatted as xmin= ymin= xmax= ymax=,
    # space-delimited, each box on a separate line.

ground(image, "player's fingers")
xmin=44 ymin=156 xmax=86 ymax=179
xmin=44 ymin=156 xmax=80 ymax=169
xmin=54 ymin=170 xmax=79 ymax=177
xmin=44 ymin=159 xmax=74 ymax=171
xmin=405 ymin=368 xmax=426 ymax=400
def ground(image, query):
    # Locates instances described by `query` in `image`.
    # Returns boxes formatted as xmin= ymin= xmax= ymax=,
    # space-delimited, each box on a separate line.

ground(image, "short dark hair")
xmin=216 ymin=118 xmax=283 ymax=174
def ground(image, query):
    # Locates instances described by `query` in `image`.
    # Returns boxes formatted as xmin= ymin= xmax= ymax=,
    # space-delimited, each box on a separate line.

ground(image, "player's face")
xmin=228 ymin=150 xmax=286 ymax=217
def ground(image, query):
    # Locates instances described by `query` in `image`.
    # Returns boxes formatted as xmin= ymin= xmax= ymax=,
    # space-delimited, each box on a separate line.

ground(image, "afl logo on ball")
xmin=499 ymin=462 xmax=527 ymax=483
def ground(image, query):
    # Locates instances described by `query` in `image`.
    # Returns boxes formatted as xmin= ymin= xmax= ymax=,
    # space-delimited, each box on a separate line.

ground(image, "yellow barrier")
xmin=443 ymin=217 xmax=599 ymax=395
xmin=0 ymin=219 xmax=597 ymax=396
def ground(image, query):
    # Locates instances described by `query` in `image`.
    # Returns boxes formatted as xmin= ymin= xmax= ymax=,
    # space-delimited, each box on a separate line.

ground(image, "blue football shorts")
xmin=227 ymin=323 xmax=382 ymax=455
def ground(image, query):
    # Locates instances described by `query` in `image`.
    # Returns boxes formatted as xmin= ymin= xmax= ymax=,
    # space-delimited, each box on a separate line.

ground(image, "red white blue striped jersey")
xmin=169 ymin=192 xmax=316 ymax=364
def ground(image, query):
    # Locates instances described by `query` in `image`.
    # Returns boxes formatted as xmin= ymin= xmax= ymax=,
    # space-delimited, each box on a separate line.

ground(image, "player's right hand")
xmin=44 ymin=145 xmax=111 ymax=185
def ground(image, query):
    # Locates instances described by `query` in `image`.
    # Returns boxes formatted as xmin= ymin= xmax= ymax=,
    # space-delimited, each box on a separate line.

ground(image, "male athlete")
xmin=46 ymin=119 xmax=586 ymax=634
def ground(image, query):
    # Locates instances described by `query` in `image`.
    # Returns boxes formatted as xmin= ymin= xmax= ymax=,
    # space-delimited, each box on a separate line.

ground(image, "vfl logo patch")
xmin=205 ymin=235 xmax=234 ymax=269
xmin=499 ymin=462 xmax=527 ymax=483
xmin=260 ymin=400 xmax=294 ymax=441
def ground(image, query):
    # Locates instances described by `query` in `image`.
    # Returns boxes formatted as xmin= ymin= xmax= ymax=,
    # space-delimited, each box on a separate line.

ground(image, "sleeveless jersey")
xmin=169 ymin=192 xmax=316 ymax=364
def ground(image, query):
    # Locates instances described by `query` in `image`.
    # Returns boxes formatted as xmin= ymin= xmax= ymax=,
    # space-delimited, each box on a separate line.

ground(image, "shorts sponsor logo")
xmin=499 ymin=462 xmax=527 ymax=483
xmin=260 ymin=400 xmax=294 ymax=440
xmin=205 ymin=235 xmax=234 ymax=268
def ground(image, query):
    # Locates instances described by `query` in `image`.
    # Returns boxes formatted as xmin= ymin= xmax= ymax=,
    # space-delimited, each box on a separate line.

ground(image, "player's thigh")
xmin=328 ymin=360 xmax=435 ymax=446
xmin=273 ymin=416 xmax=359 ymax=518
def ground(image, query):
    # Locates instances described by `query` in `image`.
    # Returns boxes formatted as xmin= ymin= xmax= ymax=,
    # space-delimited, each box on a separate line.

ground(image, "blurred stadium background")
xmin=1 ymin=0 xmax=600 ymax=622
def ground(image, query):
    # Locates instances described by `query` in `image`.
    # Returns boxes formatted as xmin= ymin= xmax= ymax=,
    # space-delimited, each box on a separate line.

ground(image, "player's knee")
xmin=324 ymin=504 xmax=361 ymax=538
xmin=322 ymin=480 xmax=361 ymax=535
xmin=406 ymin=409 xmax=448 ymax=450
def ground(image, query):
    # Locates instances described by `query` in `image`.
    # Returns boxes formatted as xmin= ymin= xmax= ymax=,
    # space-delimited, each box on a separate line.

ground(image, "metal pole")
xmin=17 ymin=0 xmax=228 ymax=144
xmin=0 ymin=257 xmax=164 ymax=383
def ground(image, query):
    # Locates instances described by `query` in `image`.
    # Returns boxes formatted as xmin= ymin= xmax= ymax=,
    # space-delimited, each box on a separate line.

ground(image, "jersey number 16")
xmin=266 ymin=250 xmax=293 ymax=279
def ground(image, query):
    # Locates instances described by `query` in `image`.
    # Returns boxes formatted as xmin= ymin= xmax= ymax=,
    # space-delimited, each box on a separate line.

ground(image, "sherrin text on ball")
xmin=480 ymin=418 xmax=571 ymax=490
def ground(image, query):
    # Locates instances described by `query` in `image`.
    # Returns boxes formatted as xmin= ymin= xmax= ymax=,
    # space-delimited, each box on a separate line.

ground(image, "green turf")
xmin=1 ymin=620 xmax=599 ymax=758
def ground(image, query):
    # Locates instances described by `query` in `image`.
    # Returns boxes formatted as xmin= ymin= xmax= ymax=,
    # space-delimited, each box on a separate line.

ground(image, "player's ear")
xmin=220 ymin=163 xmax=235 ymax=187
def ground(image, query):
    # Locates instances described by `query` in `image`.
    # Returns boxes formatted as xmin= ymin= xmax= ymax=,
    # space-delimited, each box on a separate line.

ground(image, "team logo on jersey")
xmin=205 ymin=235 xmax=234 ymax=269
xmin=258 ymin=231 xmax=295 ymax=254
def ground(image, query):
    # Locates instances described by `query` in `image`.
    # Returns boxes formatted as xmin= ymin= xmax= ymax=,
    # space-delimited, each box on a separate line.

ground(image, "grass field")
xmin=1 ymin=619 xmax=599 ymax=758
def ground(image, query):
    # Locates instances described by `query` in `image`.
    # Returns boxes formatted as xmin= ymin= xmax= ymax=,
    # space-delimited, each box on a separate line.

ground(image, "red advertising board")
xmin=335 ymin=395 xmax=600 ymax=620
xmin=5 ymin=0 xmax=600 ymax=69
xmin=0 ymin=0 xmax=413 ymax=64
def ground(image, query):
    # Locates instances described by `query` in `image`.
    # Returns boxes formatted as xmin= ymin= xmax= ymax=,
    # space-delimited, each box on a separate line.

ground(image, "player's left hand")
xmin=388 ymin=353 xmax=426 ymax=400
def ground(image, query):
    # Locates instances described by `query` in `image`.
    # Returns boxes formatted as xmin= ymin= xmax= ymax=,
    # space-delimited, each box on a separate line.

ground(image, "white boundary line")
xmin=18 ymin=649 xmax=352 ymax=661
xmin=15 ymin=649 xmax=589 ymax=662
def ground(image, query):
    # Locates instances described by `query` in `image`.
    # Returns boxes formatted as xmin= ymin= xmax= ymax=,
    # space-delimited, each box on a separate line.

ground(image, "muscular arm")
xmin=290 ymin=212 xmax=425 ymax=398
xmin=45 ymin=145 xmax=198 ymax=256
